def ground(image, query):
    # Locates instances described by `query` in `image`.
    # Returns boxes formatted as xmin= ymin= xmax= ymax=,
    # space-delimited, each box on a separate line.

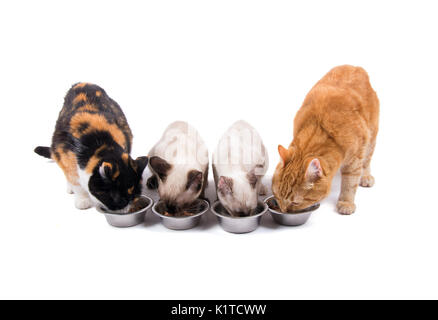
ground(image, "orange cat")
xmin=272 ymin=65 xmax=379 ymax=214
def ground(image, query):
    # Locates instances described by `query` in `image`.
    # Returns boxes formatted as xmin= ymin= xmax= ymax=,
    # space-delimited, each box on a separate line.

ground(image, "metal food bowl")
xmin=211 ymin=201 xmax=268 ymax=234
xmin=264 ymin=196 xmax=319 ymax=226
xmin=152 ymin=199 xmax=210 ymax=230
xmin=96 ymin=195 xmax=153 ymax=228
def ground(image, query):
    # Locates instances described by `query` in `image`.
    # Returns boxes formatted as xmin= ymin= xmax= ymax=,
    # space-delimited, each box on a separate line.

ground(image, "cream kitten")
xmin=147 ymin=121 xmax=209 ymax=209
xmin=213 ymin=120 xmax=268 ymax=216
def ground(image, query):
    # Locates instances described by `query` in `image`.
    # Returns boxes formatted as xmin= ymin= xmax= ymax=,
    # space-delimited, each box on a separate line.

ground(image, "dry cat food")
xmin=267 ymin=197 xmax=319 ymax=214
xmin=128 ymin=197 xmax=150 ymax=213
xmin=159 ymin=199 xmax=206 ymax=217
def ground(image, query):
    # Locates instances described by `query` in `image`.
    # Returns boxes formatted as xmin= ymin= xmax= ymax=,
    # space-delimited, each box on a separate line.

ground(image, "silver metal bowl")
xmin=211 ymin=201 xmax=268 ymax=234
xmin=96 ymin=195 xmax=153 ymax=228
xmin=264 ymin=196 xmax=319 ymax=226
xmin=152 ymin=199 xmax=210 ymax=230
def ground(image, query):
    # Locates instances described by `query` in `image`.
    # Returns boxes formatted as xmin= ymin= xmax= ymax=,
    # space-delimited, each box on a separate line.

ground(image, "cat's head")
xmin=89 ymin=154 xmax=148 ymax=211
xmin=216 ymin=170 xmax=260 ymax=217
xmin=149 ymin=156 xmax=204 ymax=208
xmin=272 ymin=145 xmax=330 ymax=212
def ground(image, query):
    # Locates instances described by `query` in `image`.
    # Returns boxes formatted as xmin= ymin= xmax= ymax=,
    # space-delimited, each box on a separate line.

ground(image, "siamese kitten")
xmin=147 ymin=121 xmax=209 ymax=210
xmin=213 ymin=120 xmax=268 ymax=217
xmin=34 ymin=83 xmax=148 ymax=212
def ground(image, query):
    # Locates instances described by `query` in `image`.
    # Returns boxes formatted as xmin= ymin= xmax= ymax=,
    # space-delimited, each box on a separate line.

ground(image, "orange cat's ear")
xmin=278 ymin=145 xmax=291 ymax=166
xmin=305 ymin=159 xmax=323 ymax=182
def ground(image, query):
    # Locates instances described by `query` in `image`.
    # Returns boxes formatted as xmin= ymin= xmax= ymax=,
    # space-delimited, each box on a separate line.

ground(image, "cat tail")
xmin=34 ymin=146 xmax=52 ymax=159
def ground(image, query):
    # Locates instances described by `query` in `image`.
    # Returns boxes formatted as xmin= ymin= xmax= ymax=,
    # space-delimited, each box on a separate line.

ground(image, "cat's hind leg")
xmin=360 ymin=137 xmax=377 ymax=188
xmin=67 ymin=182 xmax=74 ymax=194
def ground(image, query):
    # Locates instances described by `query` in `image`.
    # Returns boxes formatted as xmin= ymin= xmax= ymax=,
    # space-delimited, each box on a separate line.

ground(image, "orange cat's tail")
xmin=34 ymin=146 xmax=51 ymax=159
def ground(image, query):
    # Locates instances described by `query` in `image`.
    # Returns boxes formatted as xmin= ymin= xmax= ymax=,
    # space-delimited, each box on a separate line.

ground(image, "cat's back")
xmin=297 ymin=65 xmax=379 ymax=128
xmin=214 ymin=120 xmax=267 ymax=172
xmin=316 ymin=65 xmax=370 ymax=92
xmin=151 ymin=121 xmax=208 ymax=167
xmin=53 ymin=82 xmax=132 ymax=152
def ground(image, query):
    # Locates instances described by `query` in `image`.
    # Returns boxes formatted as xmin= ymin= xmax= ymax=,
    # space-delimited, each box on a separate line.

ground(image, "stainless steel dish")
xmin=96 ymin=195 xmax=153 ymax=228
xmin=152 ymin=199 xmax=210 ymax=230
xmin=264 ymin=196 xmax=319 ymax=226
xmin=211 ymin=201 xmax=268 ymax=234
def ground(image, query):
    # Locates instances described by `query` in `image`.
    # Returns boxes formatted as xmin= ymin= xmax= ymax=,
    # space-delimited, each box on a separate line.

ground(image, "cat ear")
xmin=134 ymin=156 xmax=148 ymax=175
xmin=278 ymin=145 xmax=291 ymax=166
xmin=218 ymin=176 xmax=233 ymax=196
xmin=247 ymin=169 xmax=258 ymax=189
xmin=99 ymin=162 xmax=114 ymax=179
xmin=305 ymin=158 xmax=323 ymax=182
xmin=149 ymin=156 xmax=172 ymax=181
xmin=186 ymin=170 xmax=203 ymax=192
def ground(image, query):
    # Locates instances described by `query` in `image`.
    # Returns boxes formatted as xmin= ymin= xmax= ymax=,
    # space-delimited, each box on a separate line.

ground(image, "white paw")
xmin=75 ymin=195 xmax=93 ymax=210
xmin=336 ymin=201 xmax=356 ymax=215
xmin=258 ymin=184 xmax=268 ymax=196
xmin=360 ymin=175 xmax=375 ymax=187
xmin=67 ymin=184 xmax=74 ymax=194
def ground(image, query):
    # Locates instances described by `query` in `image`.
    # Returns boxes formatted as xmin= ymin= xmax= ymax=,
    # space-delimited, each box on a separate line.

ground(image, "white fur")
xmin=213 ymin=120 xmax=268 ymax=214
xmin=149 ymin=121 xmax=209 ymax=206
xmin=75 ymin=166 xmax=100 ymax=210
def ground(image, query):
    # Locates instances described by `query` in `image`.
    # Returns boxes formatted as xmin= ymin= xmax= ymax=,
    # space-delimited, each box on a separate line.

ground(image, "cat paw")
xmin=66 ymin=184 xmax=74 ymax=194
xmin=146 ymin=175 xmax=159 ymax=190
xmin=258 ymin=184 xmax=268 ymax=196
xmin=360 ymin=175 xmax=375 ymax=187
xmin=75 ymin=196 xmax=93 ymax=210
xmin=336 ymin=201 xmax=356 ymax=215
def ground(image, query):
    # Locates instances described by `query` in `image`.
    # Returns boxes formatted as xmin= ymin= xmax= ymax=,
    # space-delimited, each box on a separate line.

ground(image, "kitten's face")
xmin=217 ymin=174 xmax=258 ymax=217
xmin=89 ymin=156 xmax=148 ymax=211
xmin=272 ymin=146 xmax=329 ymax=212
xmin=149 ymin=157 xmax=204 ymax=208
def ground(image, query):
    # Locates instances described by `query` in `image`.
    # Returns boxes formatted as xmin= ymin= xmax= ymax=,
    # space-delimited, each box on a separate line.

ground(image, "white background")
xmin=1 ymin=0 xmax=437 ymax=299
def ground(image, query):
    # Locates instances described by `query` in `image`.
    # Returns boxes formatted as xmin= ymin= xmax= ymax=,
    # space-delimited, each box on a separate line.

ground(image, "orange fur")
xmin=272 ymin=65 xmax=379 ymax=214
xmin=70 ymin=112 xmax=127 ymax=148
xmin=72 ymin=93 xmax=87 ymax=105
xmin=53 ymin=146 xmax=79 ymax=186
xmin=85 ymin=146 xmax=107 ymax=174
xmin=73 ymin=82 xmax=89 ymax=89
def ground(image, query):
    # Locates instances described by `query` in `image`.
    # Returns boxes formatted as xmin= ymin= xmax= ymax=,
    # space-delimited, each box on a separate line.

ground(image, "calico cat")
xmin=212 ymin=120 xmax=268 ymax=217
xmin=147 ymin=121 xmax=209 ymax=211
xmin=272 ymin=65 xmax=379 ymax=215
xmin=34 ymin=83 xmax=148 ymax=211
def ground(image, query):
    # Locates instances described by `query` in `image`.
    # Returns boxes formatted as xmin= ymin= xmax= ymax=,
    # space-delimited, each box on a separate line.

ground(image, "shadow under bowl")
xmin=211 ymin=201 xmax=268 ymax=234
xmin=264 ymin=196 xmax=319 ymax=226
xmin=152 ymin=199 xmax=210 ymax=230
xmin=96 ymin=195 xmax=153 ymax=228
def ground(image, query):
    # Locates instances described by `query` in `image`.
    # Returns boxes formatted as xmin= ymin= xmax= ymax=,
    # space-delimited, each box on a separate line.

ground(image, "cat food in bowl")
xmin=264 ymin=196 xmax=319 ymax=226
xmin=96 ymin=195 xmax=153 ymax=228
xmin=152 ymin=199 xmax=210 ymax=230
xmin=211 ymin=201 xmax=268 ymax=234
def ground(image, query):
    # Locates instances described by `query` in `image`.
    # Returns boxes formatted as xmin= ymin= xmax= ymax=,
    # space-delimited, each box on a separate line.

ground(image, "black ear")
xmin=135 ymin=156 xmax=148 ymax=175
xmin=149 ymin=156 xmax=172 ymax=181
xmin=218 ymin=176 xmax=233 ymax=196
xmin=186 ymin=170 xmax=203 ymax=192
xmin=99 ymin=161 xmax=114 ymax=180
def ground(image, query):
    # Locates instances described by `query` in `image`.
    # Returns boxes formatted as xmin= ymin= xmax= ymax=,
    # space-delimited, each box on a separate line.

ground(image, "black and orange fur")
xmin=35 ymin=83 xmax=147 ymax=211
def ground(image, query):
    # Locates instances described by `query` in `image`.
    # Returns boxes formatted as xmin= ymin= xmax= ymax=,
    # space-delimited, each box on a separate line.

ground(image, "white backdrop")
xmin=1 ymin=0 xmax=437 ymax=299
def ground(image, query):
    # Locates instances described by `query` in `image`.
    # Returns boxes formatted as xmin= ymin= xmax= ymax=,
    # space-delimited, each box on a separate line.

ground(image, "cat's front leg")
xmin=258 ymin=184 xmax=268 ymax=196
xmin=337 ymin=168 xmax=361 ymax=215
xmin=72 ymin=185 xmax=93 ymax=210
